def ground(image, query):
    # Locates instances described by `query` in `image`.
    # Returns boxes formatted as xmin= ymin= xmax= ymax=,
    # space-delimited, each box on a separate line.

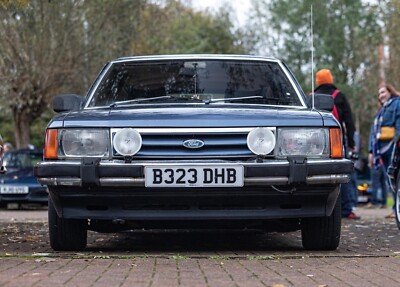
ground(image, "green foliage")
xmin=0 ymin=116 xmax=15 ymax=146
xmin=132 ymin=0 xmax=247 ymax=55
xmin=384 ymin=0 xmax=400 ymax=86
xmin=249 ymin=0 xmax=383 ymax=153
xmin=0 ymin=0 xmax=248 ymax=147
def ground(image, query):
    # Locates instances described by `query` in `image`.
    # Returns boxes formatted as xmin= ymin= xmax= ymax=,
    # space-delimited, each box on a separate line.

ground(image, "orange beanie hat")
xmin=316 ymin=69 xmax=334 ymax=86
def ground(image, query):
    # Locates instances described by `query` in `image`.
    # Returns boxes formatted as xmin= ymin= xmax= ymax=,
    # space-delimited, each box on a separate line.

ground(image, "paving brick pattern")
xmin=0 ymin=208 xmax=399 ymax=286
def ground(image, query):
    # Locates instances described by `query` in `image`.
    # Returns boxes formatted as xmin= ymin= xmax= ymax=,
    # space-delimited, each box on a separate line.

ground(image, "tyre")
xmin=301 ymin=192 xmax=341 ymax=250
xmin=48 ymin=198 xmax=87 ymax=251
xmin=395 ymin=173 xmax=400 ymax=230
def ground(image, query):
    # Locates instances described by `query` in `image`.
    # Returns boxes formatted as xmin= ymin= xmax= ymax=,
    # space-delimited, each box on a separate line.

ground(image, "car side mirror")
xmin=312 ymin=93 xmax=334 ymax=112
xmin=53 ymin=94 xmax=83 ymax=113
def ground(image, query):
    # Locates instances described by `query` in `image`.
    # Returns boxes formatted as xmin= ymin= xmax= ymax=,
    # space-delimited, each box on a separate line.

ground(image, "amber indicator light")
xmin=330 ymin=128 xmax=343 ymax=158
xmin=44 ymin=129 xmax=58 ymax=159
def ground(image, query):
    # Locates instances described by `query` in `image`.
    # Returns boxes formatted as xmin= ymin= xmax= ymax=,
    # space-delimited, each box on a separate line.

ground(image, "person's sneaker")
xmin=343 ymin=212 xmax=361 ymax=220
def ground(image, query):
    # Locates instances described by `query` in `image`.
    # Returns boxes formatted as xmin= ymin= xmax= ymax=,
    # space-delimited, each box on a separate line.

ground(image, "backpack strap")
xmin=332 ymin=89 xmax=340 ymax=98
xmin=331 ymin=89 xmax=340 ymax=121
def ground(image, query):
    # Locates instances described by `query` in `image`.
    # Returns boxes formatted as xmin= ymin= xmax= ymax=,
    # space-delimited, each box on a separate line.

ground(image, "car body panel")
xmin=49 ymin=107 xmax=330 ymax=128
xmin=34 ymin=54 xmax=352 ymax=234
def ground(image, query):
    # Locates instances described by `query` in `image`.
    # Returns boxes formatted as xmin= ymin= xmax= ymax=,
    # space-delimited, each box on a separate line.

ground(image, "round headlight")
xmin=247 ymin=127 xmax=276 ymax=155
xmin=113 ymin=128 xmax=142 ymax=156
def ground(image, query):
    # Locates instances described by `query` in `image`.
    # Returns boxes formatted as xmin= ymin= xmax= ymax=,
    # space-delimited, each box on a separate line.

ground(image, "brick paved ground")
xmin=0 ymin=207 xmax=399 ymax=287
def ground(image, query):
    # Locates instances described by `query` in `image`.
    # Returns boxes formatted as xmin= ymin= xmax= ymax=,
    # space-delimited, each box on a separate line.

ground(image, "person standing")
xmin=314 ymin=69 xmax=360 ymax=219
xmin=0 ymin=134 xmax=5 ymax=174
xmin=369 ymin=84 xmax=400 ymax=218
xmin=367 ymin=155 xmax=388 ymax=208
xmin=366 ymin=99 xmax=388 ymax=209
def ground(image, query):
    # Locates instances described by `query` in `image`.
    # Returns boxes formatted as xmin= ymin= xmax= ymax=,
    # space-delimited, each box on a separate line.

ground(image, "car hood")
xmin=51 ymin=106 xmax=332 ymax=128
xmin=0 ymin=168 xmax=37 ymax=184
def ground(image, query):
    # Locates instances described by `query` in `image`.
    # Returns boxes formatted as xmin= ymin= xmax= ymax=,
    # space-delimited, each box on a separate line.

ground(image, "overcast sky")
xmin=191 ymin=0 xmax=252 ymax=27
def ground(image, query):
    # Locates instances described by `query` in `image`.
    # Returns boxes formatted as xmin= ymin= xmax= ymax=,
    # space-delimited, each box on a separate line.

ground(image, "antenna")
xmin=311 ymin=5 xmax=315 ymax=109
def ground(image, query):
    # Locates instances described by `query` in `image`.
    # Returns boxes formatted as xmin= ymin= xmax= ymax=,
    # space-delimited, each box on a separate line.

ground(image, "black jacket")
xmin=314 ymin=84 xmax=356 ymax=149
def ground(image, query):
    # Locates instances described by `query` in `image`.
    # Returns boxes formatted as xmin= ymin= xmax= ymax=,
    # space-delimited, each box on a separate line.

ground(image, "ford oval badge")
xmin=183 ymin=139 xmax=205 ymax=149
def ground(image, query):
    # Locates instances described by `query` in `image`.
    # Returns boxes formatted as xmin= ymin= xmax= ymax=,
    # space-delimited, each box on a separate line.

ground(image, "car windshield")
xmin=87 ymin=60 xmax=303 ymax=108
xmin=3 ymin=150 xmax=43 ymax=169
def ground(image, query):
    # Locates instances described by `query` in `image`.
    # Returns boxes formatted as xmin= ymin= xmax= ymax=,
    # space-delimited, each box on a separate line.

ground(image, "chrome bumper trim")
xmin=38 ymin=174 xmax=350 ymax=187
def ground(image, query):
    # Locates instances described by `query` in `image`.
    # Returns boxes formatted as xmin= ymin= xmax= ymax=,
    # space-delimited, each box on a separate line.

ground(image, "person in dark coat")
xmin=314 ymin=69 xmax=360 ymax=219
xmin=314 ymin=69 xmax=356 ymax=151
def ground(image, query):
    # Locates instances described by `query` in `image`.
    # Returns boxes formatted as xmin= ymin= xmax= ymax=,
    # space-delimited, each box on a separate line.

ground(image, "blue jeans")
xmin=381 ymin=148 xmax=395 ymax=211
xmin=370 ymin=166 xmax=388 ymax=206
xmin=341 ymin=172 xmax=358 ymax=217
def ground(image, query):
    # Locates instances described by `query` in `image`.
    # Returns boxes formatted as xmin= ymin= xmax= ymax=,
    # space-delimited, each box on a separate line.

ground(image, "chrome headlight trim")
xmin=247 ymin=127 xmax=276 ymax=155
xmin=276 ymin=128 xmax=330 ymax=158
xmin=59 ymin=128 xmax=109 ymax=158
xmin=113 ymin=128 xmax=142 ymax=156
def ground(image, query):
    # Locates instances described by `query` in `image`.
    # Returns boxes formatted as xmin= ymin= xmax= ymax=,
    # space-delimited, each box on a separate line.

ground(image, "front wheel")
xmin=48 ymin=198 xmax=87 ymax=251
xmin=301 ymin=192 xmax=341 ymax=250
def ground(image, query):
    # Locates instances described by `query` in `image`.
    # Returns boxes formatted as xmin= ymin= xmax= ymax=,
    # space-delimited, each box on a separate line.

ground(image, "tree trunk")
xmin=12 ymin=109 xmax=32 ymax=149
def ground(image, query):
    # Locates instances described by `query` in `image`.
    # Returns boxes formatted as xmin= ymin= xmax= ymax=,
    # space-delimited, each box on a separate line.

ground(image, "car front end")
xmin=33 ymin=55 xmax=353 ymax=251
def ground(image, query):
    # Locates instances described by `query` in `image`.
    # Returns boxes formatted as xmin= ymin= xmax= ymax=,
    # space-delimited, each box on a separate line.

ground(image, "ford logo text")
xmin=183 ymin=139 xmax=205 ymax=149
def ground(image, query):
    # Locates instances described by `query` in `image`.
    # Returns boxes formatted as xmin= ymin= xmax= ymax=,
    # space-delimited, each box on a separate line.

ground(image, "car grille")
xmin=111 ymin=127 xmax=275 ymax=159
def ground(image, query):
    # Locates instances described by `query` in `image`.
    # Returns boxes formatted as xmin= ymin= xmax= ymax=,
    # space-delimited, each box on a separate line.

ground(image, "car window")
xmin=3 ymin=151 xmax=43 ymax=169
xmin=87 ymin=60 xmax=302 ymax=108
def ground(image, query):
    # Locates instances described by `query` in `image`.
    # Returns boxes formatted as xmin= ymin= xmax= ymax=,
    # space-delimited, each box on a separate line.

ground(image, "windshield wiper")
xmin=265 ymin=96 xmax=294 ymax=105
xmin=110 ymin=96 xmax=172 ymax=107
xmin=205 ymin=96 xmax=263 ymax=104
xmin=109 ymin=94 xmax=206 ymax=108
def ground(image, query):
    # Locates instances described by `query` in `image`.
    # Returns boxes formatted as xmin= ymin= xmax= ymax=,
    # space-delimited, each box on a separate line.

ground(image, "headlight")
xmin=277 ymin=128 xmax=329 ymax=157
xmin=113 ymin=128 xmax=142 ymax=156
xmin=60 ymin=129 xmax=109 ymax=157
xmin=247 ymin=127 xmax=276 ymax=155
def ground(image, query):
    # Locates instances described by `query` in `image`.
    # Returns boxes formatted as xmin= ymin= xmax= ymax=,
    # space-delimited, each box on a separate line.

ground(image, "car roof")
xmin=7 ymin=149 xmax=43 ymax=155
xmin=112 ymin=54 xmax=279 ymax=64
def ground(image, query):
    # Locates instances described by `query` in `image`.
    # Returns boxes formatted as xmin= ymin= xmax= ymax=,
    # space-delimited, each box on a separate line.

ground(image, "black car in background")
xmin=0 ymin=149 xmax=48 ymax=208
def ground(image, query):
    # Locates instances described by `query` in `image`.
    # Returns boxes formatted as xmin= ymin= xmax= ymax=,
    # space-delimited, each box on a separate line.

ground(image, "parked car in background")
xmin=34 ymin=54 xmax=353 ymax=251
xmin=0 ymin=149 xmax=48 ymax=208
xmin=355 ymin=156 xmax=372 ymax=205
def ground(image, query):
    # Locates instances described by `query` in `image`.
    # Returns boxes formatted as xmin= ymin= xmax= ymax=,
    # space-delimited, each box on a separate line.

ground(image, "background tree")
xmin=0 ymin=0 xmax=86 ymax=148
xmin=0 ymin=0 xmax=248 ymax=148
xmin=248 ymin=0 xmax=383 ymax=152
xmin=384 ymin=0 xmax=400 ymax=85
xmin=132 ymin=0 xmax=246 ymax=55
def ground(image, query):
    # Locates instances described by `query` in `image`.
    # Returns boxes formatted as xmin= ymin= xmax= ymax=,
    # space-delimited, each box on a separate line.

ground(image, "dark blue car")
xmin=33 ymin=55 xmax=353 ymax=251
xmin=0 ymin=149 xmax=48 ymax=208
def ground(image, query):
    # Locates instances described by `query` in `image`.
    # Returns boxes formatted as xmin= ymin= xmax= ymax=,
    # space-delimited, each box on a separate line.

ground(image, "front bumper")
xmin=34 ymin=158 xmax=353 ymax=187
xmin=34 ymin=158 xmax=352 ymax=220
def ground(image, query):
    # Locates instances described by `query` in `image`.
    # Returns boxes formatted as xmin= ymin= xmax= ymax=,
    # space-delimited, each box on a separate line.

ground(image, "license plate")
xmin=0 ymin=185 xmax=29 ymax=194
xmin=145 ymin=165 xmax=244 ymax=187
xmin=358 ymin=195 xmax=369 ymax=203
